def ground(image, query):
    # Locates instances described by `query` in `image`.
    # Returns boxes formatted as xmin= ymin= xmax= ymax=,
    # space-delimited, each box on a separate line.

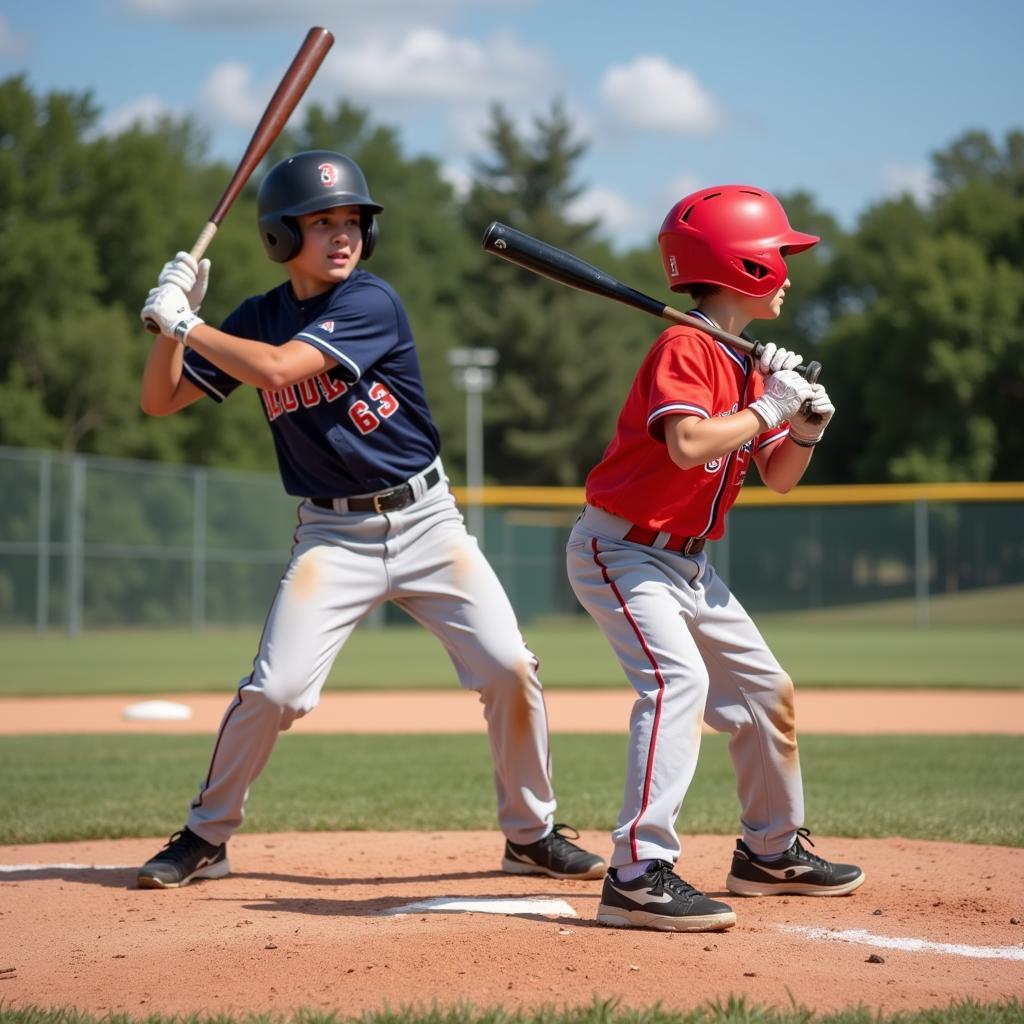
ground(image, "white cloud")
xmin=198 ymin=62 xmax=269 ymax=128
xmin=327 ymin=28 xmax=554 ymax=104
xmin=880 ymin=162 xmax=938 ymax=206
xmin=567 ymin=174 xmax=713 ymax=252
xmin=567 ymin=185 xmax=644 ymax=238
xmin=0 ymin=14 xmax=28 ymax=56
xmin=98 ymin=95 xmax=177 ymax=135
xmin=440 ymin=162 xmax=473 ymax=199
xmin=599 ymin=56 xmax=720 ymax=135
xmin=660 ymin=173 xmax=704 ymax=211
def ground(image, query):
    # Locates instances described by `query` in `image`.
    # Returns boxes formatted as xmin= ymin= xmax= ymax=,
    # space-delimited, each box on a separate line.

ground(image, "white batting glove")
xmin=788 ymin=383 xmax=836 ymax=446
xmin=157 ymin=251 xmax=211 ymax=313
xmin=748 ymin=369 xmax=815 ymax=430
xmin=141 ymin=283 xmax=204 ymax=344
xmin=756 ymin=341 xmax=803 ymax=376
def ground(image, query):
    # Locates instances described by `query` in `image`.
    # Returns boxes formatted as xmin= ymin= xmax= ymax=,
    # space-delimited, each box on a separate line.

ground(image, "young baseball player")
xmin=566 ymin=185 xmax=864 ymax=932
xmin=135 ymin=150 xmax=605 ymax=889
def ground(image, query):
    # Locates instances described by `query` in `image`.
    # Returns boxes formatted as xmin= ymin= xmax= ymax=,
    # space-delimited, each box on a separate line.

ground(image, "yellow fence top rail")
xmin=449 ymin=481 xmax=1024 ymax=507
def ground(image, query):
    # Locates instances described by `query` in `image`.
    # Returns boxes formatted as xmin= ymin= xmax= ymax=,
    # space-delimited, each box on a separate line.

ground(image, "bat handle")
xmin=190 ymin=221 xmax=218 ymax=262
xmin=748 ymin=341 xmax=821 ymax=383
xmin=144 ymin=220 xmax=220 ymax=334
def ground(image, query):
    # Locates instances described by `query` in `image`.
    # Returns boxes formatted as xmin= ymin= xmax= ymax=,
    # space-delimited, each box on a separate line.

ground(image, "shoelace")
xmin=545 ymin=823 xmax=583 ymax=852
xmin=789 ymin=827 xmax=829 ymax=868
xmin=158 ymin=829 xmax=203 ymax=856
xmin=647 ymin=861 xmax=702 ymax=899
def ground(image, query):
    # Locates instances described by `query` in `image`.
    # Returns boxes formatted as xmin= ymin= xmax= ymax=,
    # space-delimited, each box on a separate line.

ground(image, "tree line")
xmin=1 ymin=74 xmax=1021 ymax=485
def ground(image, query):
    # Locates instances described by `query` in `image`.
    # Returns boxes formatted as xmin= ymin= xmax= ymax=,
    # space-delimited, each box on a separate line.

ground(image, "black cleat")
xmin=726 ymin=828 xmax=865 ymax=896
xmin=597 ymin=860 xmax=736 ymax=931
xmin=137 ymin=827 xmax=229 ymax=889
xmin=501 ymin=823 xmax=606 ymax=880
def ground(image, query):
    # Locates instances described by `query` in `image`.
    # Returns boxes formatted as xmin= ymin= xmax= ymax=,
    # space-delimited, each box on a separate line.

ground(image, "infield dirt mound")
xmin=2 ymin=831 xmax=1021 ymax=1017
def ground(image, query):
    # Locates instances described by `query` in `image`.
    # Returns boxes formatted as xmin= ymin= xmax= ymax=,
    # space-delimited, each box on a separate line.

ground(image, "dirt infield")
xmin=2 ymin=689 xmax=1022 ymax=1016
xmin=1 ymin=832 xmax=1022 ymax=1016
xmin=3 ymin=687 xmax=1023 ymax=735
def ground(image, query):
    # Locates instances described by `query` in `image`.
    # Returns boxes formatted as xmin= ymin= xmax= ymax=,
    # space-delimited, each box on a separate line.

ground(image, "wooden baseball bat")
xmin=480 ymin=220 xmax=822 ymax=383
xmin=144 ymin=25 xmax=334 ymax=334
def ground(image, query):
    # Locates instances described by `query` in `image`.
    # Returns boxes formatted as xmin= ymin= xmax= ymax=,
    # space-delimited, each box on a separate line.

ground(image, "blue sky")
xmin=3 ymin=0 xmax=1022 ymax=248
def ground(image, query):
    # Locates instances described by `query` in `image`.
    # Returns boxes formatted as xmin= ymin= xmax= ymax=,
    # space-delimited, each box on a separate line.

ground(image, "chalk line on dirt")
xmin=782 ymin=925 xmax=1024 ymax=960
xmin=378 ymin=896 xmax=578 ymax=917
xmin=0 ymin=863 xmax=134 ymax=872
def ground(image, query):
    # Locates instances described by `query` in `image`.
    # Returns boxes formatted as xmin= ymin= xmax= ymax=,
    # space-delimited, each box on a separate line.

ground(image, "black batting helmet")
xmin=256 ymin=150 xmax=383 ymax=263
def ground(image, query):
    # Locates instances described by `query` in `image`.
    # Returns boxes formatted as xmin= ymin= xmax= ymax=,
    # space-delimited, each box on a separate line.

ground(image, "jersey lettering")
xmin=348 ymin=384 xmax=401 ymax=435
xmin=261 ymin=389 xmax=285 ymax=422
xmin=368 ymin=382 xmax=399 ymax=418
xmin=280 ymin=386 xmax=299 ymax=413
xmin=349 ymin=400 xmax=379 ymax=434
xmin=297 ymin=378 xmax=321 ymax=408
xmin=317 ymin=372 xmax=349 ymax=401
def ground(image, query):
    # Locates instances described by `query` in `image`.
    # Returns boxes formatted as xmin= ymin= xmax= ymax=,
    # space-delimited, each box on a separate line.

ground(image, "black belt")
xmin=310 ymin=466 xmax=441 ymax=514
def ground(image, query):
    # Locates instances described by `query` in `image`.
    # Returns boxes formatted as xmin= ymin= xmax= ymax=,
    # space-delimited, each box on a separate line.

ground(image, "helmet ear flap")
xmin=362 ymin=211 xmax=379 ymax=260
xmin=260 ymin=215 xmax=303 ymax=264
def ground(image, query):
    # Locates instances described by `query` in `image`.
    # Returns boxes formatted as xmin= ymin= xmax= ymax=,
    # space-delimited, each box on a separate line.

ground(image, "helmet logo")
xmin=318 ymin=163 xmax=338 ymax=187
xmin=668 ymin=255 xmax=678 ymax=277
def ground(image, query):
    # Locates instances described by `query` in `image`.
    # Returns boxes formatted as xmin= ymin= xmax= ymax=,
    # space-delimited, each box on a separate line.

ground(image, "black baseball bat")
xmin=480 ymin=221 xmax=822 ymax=384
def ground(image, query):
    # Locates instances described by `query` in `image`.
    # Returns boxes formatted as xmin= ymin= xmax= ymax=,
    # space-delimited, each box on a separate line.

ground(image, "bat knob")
xmin=144 ymin=318 xmax=161 ymax=336
xmin=802 ymin=360 xmax=822 ymax=384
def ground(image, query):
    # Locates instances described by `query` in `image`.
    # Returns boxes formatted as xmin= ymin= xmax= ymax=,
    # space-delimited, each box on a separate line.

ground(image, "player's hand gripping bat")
xmin=480 ymin=221 xmax=822 ymax=384
xmin=144 ymin=26 xmax=334 ymax=334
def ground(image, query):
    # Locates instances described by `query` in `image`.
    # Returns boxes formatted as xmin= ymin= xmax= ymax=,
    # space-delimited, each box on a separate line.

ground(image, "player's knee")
xmin=252 ymin=670 xmax=316 ymax=712
xmin=476 ymin=650 xmax=541 ymax=700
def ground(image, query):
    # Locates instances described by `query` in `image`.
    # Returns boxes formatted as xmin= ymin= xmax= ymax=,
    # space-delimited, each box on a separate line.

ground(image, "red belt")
xmin=623 ymin=525 xmax=706 ymax=556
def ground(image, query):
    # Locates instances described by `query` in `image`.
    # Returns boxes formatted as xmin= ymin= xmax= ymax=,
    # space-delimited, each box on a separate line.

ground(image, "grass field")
xmin=1 ymin=998 xmax=1022 ymax=1024
xmin=4 ymin=587 xmax=1022 ymax=1024
xmin=1 ymin=999 xmax=1023 ymax=1024
xmin=2 ymin=733 xmax=1020 ymax=847
xmin=3 ymin=588 xmax=1024 ymax=695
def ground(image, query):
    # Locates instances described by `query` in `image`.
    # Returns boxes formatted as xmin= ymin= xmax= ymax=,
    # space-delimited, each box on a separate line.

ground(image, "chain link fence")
xmin=2 ymin=446 xmax=1022 ymax=633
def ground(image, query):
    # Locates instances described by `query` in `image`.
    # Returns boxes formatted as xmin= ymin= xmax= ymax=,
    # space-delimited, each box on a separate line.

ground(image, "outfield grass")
xmin=1 ymin=998 xmax=1022 ymax=1024
xmin=2 ymin=616 xmax=1022 ymax=695
xmin=1 ymin=733 xmax=1020 ymax=847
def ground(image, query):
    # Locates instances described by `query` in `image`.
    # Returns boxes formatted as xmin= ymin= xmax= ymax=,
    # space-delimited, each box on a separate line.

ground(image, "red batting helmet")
xmin=658 ymin=185 xmax=819 ymax=297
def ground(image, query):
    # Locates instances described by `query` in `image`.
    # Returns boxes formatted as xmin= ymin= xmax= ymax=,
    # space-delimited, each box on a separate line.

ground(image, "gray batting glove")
xmin=756 ymin=341 xmax=803 ymax=376
xmin=748 ymin=369 xmax=815 ymax=430
xmin=141 ymin=283 xmax=204 ymax=344
xmin=789 ymin=383 xmax=836 ymax=445
xmin=157 ymin=251 xmax=211 ymax=313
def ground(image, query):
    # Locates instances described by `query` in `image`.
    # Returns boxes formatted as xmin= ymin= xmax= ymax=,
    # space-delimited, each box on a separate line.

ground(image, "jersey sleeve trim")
xmin=756 ymin=424 xmax=790 ymax=450
xmin=648 ymin=401 xmax=710 ymax=426
xmin=182 ymin=360 xmax=229 ymax=402
xmin=295 ymin=332 xmax=362 ymax=382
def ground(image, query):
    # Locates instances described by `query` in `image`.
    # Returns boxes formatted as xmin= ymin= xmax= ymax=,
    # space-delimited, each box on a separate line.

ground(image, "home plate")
xmin=379 ymin=897 xmax=577 ymax=918
xmin=122 ymin=700 xmax=193 ymax=721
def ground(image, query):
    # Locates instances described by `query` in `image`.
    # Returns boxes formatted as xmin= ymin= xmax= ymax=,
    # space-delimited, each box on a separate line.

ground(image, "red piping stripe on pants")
xmin=589 ymin=537 xmax=667 ymax=862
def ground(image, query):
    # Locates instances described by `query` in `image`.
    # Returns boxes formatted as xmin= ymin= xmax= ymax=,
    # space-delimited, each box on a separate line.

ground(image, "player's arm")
xmin=182 ymin=323 xmax=337 ymax=391
xmin=754 ymin=381 xmax=836 ymax=493
xmin=139 ymin=257 xmax=339 ymax=394
xmin=140 ymin=335 xmax=206 ymax=416
xmin=665 ymin=368 xmax=815 ymax=470
xmin=664 ymin=410 xmax=764 ymax=469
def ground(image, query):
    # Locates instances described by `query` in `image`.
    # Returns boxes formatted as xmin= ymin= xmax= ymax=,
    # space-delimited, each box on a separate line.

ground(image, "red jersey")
xmin=585 ymin=323 xmax=788 ymax=539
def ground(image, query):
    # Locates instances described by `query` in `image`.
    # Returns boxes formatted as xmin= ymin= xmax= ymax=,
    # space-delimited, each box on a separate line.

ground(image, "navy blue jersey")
xmin=182 ymin=269 xmax=441 ymax=496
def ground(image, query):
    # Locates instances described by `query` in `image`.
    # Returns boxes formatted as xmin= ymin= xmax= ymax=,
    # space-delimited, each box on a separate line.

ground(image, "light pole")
xmin=447 ymin=346 xmax=499 ymax=546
